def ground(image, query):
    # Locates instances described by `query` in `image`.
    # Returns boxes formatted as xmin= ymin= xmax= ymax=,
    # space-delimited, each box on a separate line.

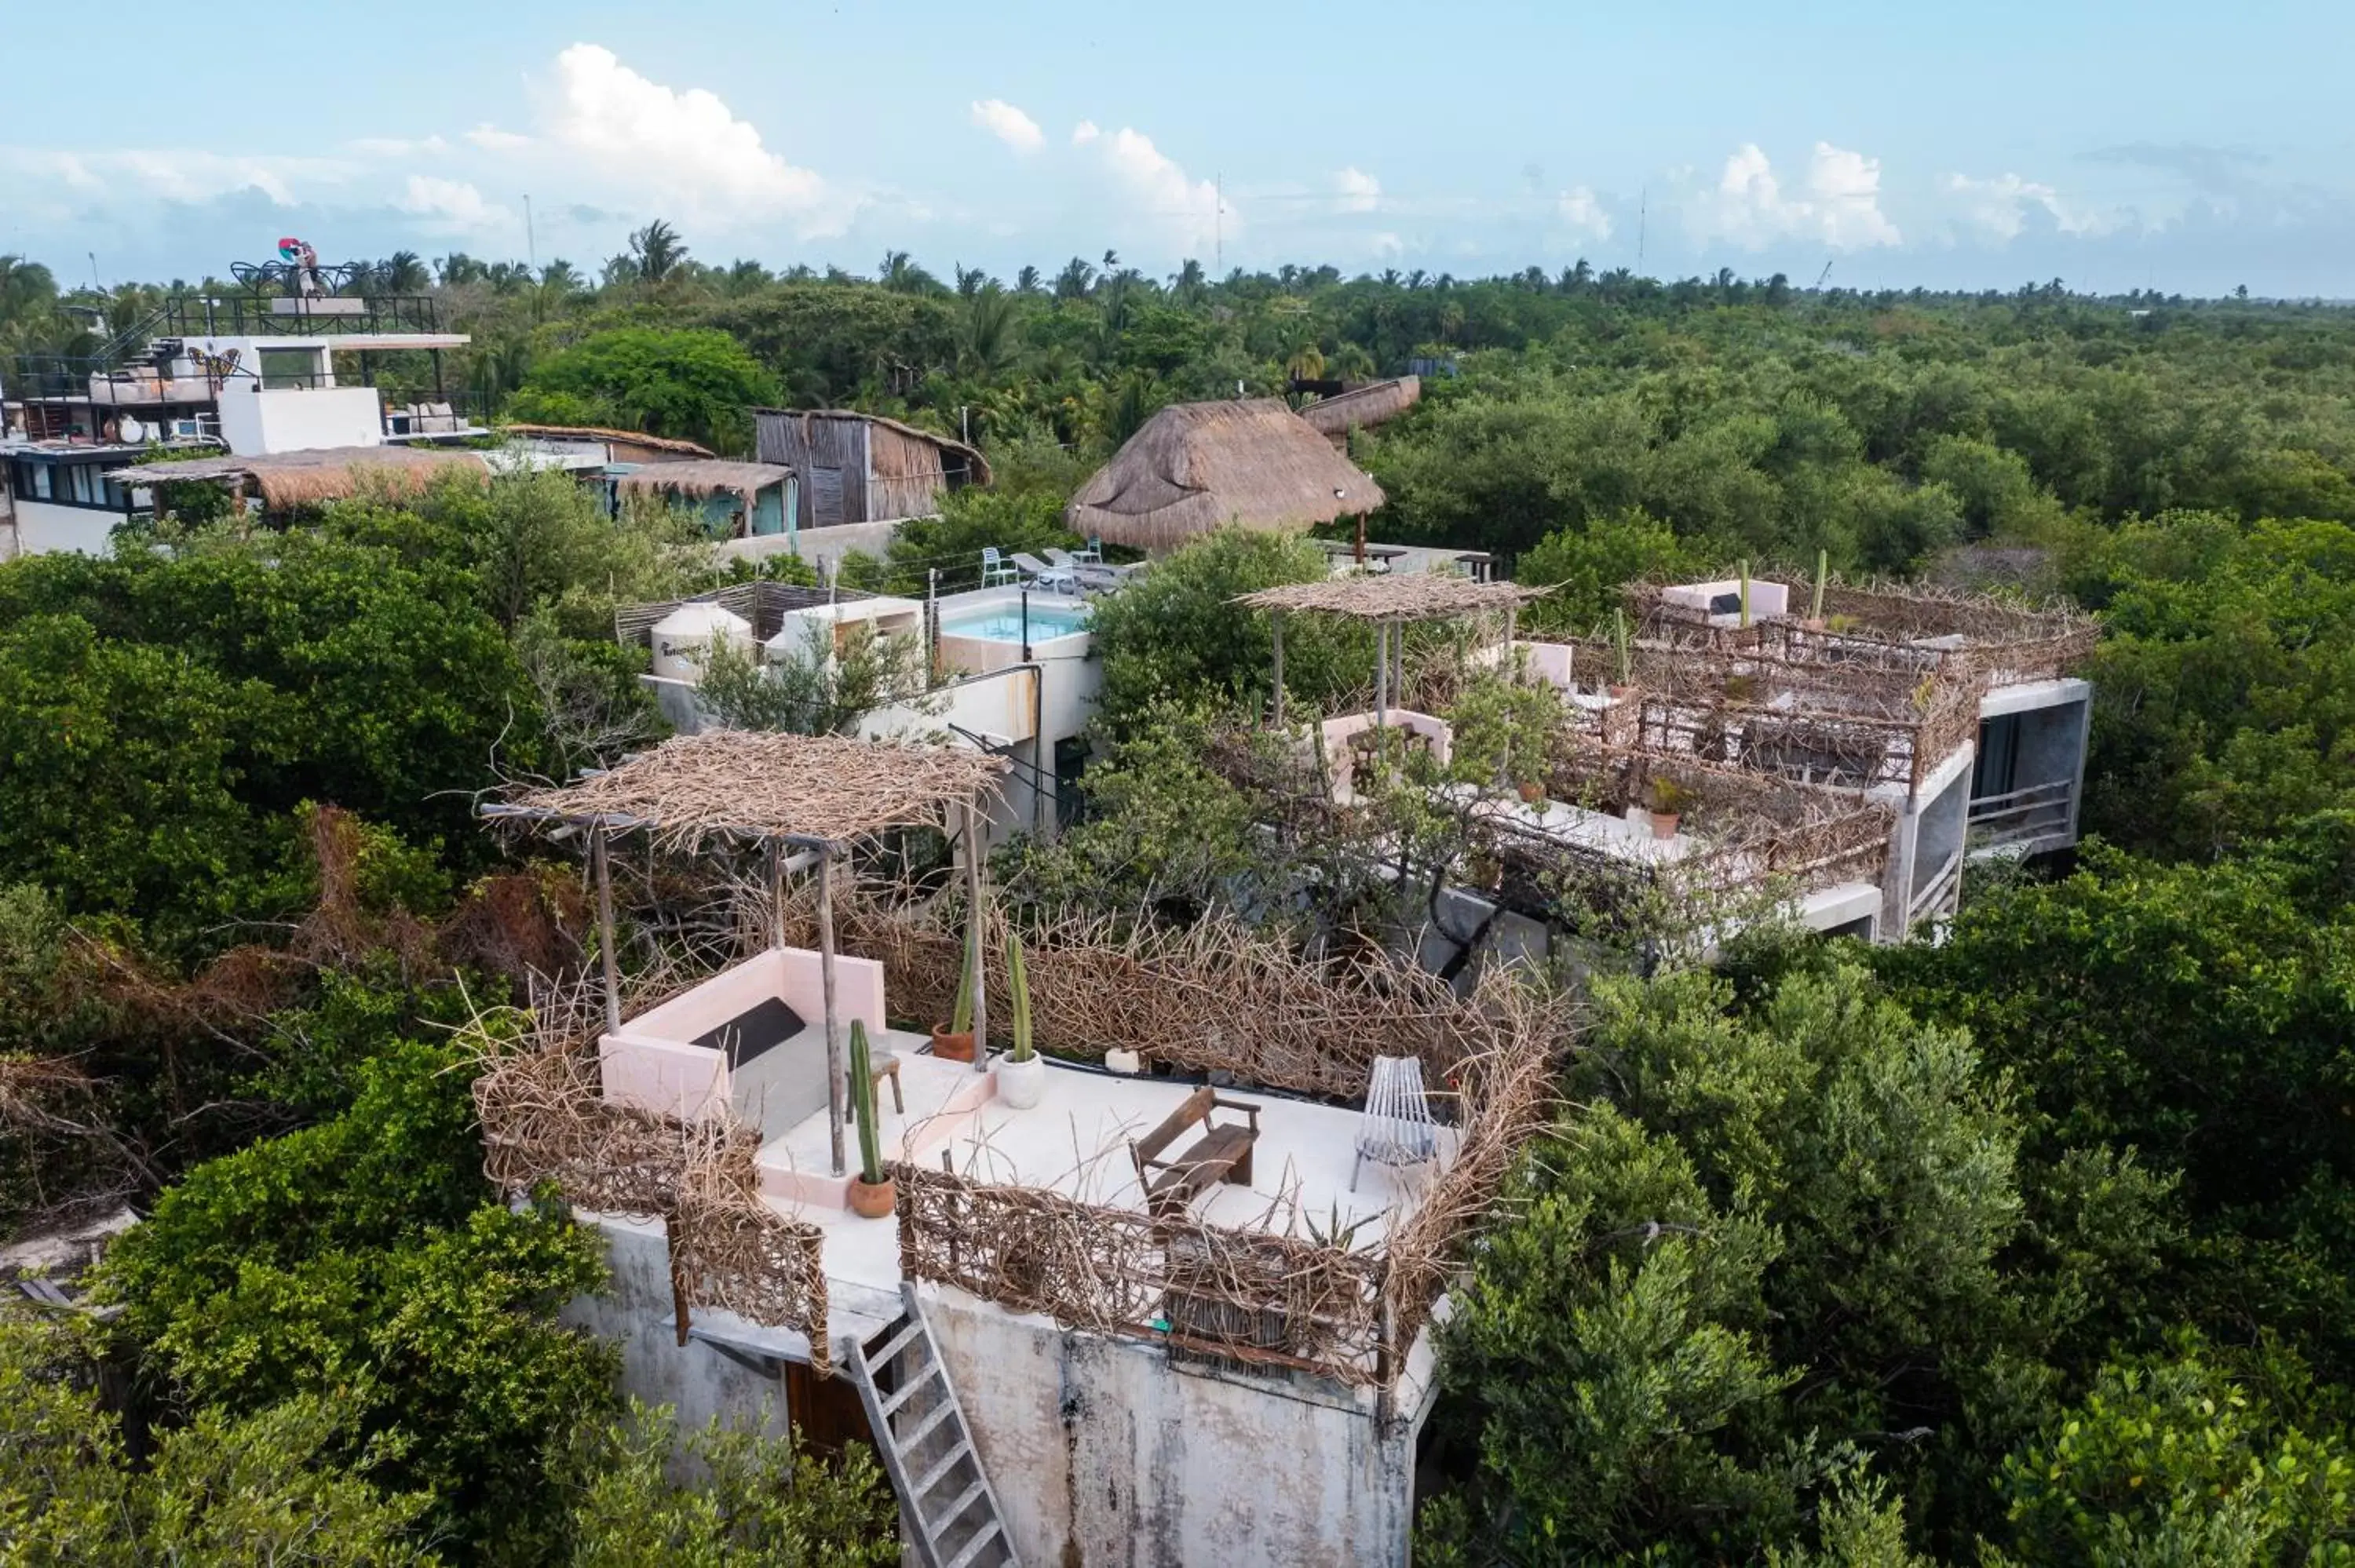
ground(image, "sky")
xmin=3 ymin=0 xmax=2351 ymax=298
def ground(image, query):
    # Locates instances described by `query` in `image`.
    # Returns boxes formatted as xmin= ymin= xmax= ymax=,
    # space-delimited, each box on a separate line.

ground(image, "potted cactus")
xmin=995 ymin=928 xmax=1046 ymax=1109
xmin=847 ymin=1019 xmax=895 ymax=1218
xmin=1647 ymin=777 xmax=1692 ymax=841
xmin=931 ymin=905 xmax=980 ymax=1063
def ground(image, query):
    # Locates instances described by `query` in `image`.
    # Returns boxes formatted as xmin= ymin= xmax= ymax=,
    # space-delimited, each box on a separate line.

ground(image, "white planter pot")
xmin=996 ymin=1054 xmax=1046 ymax=1110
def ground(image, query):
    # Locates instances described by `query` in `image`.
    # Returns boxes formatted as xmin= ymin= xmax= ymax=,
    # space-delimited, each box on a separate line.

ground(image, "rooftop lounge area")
xmin=473 ymin=731 xmax=1556 ymax=1390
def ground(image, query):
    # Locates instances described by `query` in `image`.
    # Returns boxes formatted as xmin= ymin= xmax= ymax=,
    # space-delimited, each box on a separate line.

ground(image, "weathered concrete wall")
xmin=562 ymin=1214 xmax=793 ymax=1440
xmin=923 ymin=1285 xmax=1426 ymax=1568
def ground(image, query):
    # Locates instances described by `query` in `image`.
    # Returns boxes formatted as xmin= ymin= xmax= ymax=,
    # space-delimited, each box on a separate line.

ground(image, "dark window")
xmin=1973 ymin=713 xmax=2021 ymax=800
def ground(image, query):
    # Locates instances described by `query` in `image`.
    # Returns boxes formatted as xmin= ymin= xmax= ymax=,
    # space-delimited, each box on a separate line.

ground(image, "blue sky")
xmin=4 ymin=0 xmax=2350 ymax=297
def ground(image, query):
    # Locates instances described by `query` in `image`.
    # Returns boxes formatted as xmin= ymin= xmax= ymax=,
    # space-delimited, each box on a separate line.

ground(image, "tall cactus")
xmin=1005 ymin=928 xmax=1034 ymax=1063
xmin=951 ymin=906 xmax=978 ymax=1035
xmin=1612 ymin=607 xmax=1632 ymax=687
xmin=849 ymin=1019 xmax=883 ymax=1186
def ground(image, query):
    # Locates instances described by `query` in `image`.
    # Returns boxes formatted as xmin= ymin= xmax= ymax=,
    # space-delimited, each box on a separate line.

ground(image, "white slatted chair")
xmin=1351 ymin=1055 xmax=1440 ymax=1191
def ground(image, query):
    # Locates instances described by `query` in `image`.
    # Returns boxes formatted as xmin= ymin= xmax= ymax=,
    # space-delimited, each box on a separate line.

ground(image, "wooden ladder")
xmin=838 ymin=1282 xmax=1020 ymax=1568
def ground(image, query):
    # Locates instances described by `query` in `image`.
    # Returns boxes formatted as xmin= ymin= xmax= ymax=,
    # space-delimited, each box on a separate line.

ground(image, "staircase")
xmin=838 ymin=1282 xmax=1020 ymax=1568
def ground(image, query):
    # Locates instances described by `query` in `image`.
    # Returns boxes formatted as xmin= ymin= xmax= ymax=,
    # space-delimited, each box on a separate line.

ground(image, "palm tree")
xmin=958 ymin=283 xmax=1020 ymax=378
xmin=629 ymin=221 xmax=688 ymax=284
xmin=378 ymin=250 xmax=429 ymax=294
xmin=436 ymin=252 xmax=487 ymax=287
xmin=878 ymin=250 xmax=940 ymax=294
xmin=1053 ymin=257 xmax=1095 ymax=300
xmin=539 ymin=259 xmax=584 ymax=294
xmin=1170 ymin=258 xmax=1207 ymax=306
xmin=1015 ymin=265 xmax=1043 ymax=296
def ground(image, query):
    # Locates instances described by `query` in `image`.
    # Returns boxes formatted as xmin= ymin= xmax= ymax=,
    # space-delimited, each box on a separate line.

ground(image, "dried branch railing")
xmin=893 ymin=972 xmax=1563 ymax=1393
xmin=468 ymin=994 xmax=836 ymax=1373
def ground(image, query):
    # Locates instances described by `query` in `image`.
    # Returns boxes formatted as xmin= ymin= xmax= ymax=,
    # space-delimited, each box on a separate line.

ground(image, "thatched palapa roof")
xmin=116 ymin=445 xmax=491 ymax=510
xmin=1237 ymin=575 xmax=1545 ymax=622
xmin=1066 ymin=399 xmax=1385 ymax=552
xmin=493 ymin=731 xmax=1009 ymax=848
xmin=614 ymin=461 xmax=791 ymax=502
xmin=1298 ymin=377 xmax=1422 ymax=447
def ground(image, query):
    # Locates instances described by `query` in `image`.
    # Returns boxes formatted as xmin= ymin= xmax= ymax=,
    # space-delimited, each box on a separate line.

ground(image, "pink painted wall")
xmin=599 ymin=947 xmax=888 ymax=1123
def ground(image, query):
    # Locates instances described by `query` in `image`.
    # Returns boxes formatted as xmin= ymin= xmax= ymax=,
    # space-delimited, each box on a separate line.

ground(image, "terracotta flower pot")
xmin=1517 ymin=780 xmax=1547 ymax=804
xmin=930 ymin=1026 xmax=975 ymax=1063
xmin=848 ymin=1175 xmax=896 ymax=1220
xmin=1650 ymin=811 xmax=1681 ymax=841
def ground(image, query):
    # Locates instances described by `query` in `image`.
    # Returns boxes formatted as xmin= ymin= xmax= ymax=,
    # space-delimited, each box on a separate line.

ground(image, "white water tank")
xmin=650 ymin=603 xmax=752 ymax=684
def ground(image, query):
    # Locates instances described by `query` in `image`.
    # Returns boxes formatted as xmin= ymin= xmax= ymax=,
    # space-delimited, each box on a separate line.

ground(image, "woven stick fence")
xmin=1525 ymin=747 xmax=1896 ymax=897
xmin=1624 ymin=574 xmax=2098 ymax=687
xmin=895 ymin=1163 xmax=1393 ymax=1384
xmin=466 ymin=990 xmax=835 ymax=1372
xmin=781 ymin=892 xmax=1506 ymax=1100
xmin=1546 ymin=633 xmax=1984 ymax=795
xmin=894 ymin=969 xmax=1563 ymax=1391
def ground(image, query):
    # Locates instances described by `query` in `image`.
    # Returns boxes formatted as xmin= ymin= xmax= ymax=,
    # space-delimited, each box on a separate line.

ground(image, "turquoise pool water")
xmin=940 ymin=604 xmax=1090 ymax=641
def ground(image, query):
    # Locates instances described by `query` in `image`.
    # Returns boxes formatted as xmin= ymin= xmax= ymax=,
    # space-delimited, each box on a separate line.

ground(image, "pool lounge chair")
xmin=1010 ymin=551 xmax=1079 ymax=593
xmin=1046 ymin=547 xmax=1125 ymax=592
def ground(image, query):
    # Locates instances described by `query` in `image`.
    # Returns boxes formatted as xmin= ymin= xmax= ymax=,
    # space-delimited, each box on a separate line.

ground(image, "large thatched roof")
xmin=1236 ymin=575 xmax=1546 ymax=622
xmin=1066 ymin=399 xmax=1384 ymax=552
xmin=614 ymin=461 xmax=791 ymax=501
xmin=1297 ymin=377 xmax=1422 ymax=447
xmin=116 ymin=445 xmax=491 ymax=510
xmin=491 ymin=731 xmax=1009 ymax=848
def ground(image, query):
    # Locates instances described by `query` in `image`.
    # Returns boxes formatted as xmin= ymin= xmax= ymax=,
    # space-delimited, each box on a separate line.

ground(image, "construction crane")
xmin=1814 ymin=260 xmax=1835 ymax=290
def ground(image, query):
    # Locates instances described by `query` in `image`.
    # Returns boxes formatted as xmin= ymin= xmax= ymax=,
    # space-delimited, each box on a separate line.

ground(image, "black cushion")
xmin=1708 ymin=591 xmax=1743 ymax=615
xmin=692 ymin=996 xmax=805 ymax=1068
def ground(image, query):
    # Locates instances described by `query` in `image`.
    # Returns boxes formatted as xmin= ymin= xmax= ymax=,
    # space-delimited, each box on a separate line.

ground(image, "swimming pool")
xmin=939 ymin=603 xmax=1090 ymax=642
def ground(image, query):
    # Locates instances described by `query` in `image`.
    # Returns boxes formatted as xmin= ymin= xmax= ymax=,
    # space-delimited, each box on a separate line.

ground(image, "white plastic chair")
xmin=1351 ymin=1056 xmax=1439 ymax=1191
xmin=980 ymin=546 xmax=1017 ymax=587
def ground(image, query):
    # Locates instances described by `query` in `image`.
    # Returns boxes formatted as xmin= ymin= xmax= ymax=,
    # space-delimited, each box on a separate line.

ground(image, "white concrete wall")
xmin=923 ymin=1284 xmax=1426 ymax=1568
xmin=716 ymin=518 xmax=906 ymax=577
xmin=563 ymin=1215 xmax=794 ymax=1438
xmin=217 ymin=385 xmax=384 ymax=457
xmin=10 ymin=498 xmax=121 ymax=556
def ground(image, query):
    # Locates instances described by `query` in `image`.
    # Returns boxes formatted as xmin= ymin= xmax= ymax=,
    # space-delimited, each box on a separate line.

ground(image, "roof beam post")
xmin=816 ymin=842 xmax=846 ymax=1177
xmin=591 ymin=825 xmax=621 ymax=1033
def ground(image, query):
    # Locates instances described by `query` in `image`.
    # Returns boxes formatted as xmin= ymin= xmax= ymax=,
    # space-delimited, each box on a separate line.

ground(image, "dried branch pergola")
xmin=485 ymin=731 xmax=1008 ymax=1175
xmin=1235 ymin=575 xmax=1551 ymax=727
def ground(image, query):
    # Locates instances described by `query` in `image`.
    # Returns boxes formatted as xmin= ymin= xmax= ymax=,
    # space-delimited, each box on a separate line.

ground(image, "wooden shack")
xmin=751 ymin=410 xmax=991 ymax=530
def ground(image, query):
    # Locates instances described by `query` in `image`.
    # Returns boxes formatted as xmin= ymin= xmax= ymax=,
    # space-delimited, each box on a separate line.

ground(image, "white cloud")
xmin=1370 ymin=232 xmax=1405 ymax=258
xmin=1071 ymin=120 xmax=1101 ymax=146
xmin=347 ymin=134 xmax=450 ymax=159
xmin=1081 ymin=126 xmax=1226 ymax=253
xmin=532 ymin=43 xmax=836 ymax=230
xmin=1943 ymin=172 xmax=2112 ymax=241
xmin=1556 ymin=184 xmax=1612 ymax=241
xmin=466 ymin=123 xmax=531 ymax=152
xmin=0 ymin=147 xmax=354 ymax=207
xmin=971 ymin=99 xmax=1044 ymax=154
xmin=1334 ymin=166 xmax=1381 ymax=214
xmin=396 ymin=175 xmax=513 ymax=236
xmin=1691 ymin=141 xmax=1901 ymax=250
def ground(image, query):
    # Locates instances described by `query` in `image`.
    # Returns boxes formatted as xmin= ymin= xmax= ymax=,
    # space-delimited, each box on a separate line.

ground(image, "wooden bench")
xmin=1129 ymin=1086 xmax=1261 ymax=1215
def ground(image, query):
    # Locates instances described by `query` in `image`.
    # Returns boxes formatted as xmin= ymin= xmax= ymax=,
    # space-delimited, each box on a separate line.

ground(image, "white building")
xmin=2 ymin=266 xmax=478 ymax=558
